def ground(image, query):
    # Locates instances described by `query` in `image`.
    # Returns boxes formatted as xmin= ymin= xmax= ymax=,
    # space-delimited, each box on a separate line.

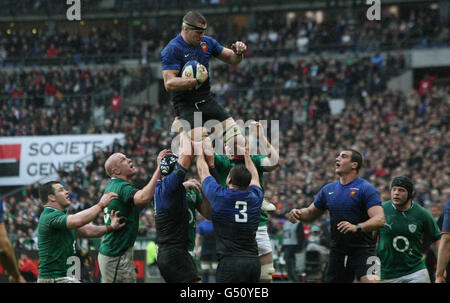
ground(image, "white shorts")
xmin=256 ymin=225 xmax=272 ymax=257
xmin=98 ymin=246 xmax=136 ymax=283
xmin=383 ymin=268 xmax=431 ymax=283
xmin=37 ymin=276 xmax=80 ymax=283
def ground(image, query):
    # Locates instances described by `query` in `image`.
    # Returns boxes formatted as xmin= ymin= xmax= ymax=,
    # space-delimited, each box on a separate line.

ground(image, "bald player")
xmin=98 ymin=150 xmax=171 ymax=283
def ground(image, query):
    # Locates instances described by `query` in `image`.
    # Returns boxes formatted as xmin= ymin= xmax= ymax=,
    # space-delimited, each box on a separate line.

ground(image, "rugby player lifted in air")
xmin=161 ymin=10 xmax=247 ymax=157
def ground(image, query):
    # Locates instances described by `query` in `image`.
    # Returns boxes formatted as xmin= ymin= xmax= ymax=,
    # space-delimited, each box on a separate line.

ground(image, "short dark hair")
xmin=229 ymin=165 xmax=251 ymax=189
xmin=183 ymin=11 xmax=207 ymax=26
xmin=39 ymin=181 xmax=59 ymax=204
xmin=343 ymin=148 xmax=363 ymax=172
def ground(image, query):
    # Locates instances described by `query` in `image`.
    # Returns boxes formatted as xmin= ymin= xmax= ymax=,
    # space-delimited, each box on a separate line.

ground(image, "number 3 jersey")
xmin=201 ymin=176 xmax=263 ymax=259
xmin=377 ymin=200 xmax=441 ymax=280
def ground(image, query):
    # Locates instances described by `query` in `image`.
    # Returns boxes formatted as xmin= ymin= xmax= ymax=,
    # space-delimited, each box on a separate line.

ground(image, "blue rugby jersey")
xmin=154 ymin=165 xmax=189 ymax=249
xmin=0 ymin=200 xmax=4 ymax=223
xmin=161 ymin=34 xmax=224 ymax=103
xmin=314 ymin=176 xmax=382 ymax=250
xmin=202 ymin=176 xmax=263 ymax=258
xmin=442 ymin=200 xmax=450 ymax=234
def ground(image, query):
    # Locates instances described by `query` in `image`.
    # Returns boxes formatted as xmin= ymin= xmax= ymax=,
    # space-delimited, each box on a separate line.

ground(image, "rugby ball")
xmin=181 ymin=60 xmax=200 ymax=80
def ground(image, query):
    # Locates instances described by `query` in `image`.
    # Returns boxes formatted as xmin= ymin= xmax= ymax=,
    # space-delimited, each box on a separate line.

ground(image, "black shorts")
xmin=216 ymin=256 xmax=260 ymax=283
xmin=200 ymin=250 xmax=218 ymax=262
xmin=325 ymin=247 xmax=377 ymax=283
xmin=173 ymin=95 xmax=231 ymax=129
xmin=157 ymin=247 xmax=200 ymax=283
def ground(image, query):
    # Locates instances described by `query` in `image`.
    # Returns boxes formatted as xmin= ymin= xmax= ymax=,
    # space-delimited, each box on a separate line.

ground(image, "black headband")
xmin=182 ymin=21 xmax=207 ymax=31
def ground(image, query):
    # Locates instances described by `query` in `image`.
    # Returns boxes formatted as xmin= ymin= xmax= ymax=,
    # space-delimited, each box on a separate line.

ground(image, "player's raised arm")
xmin=250 ymin=121 xmax=280 ymax=171
xmin=178 ymin=131 xmax=194 ymax=169
xmin=134 ymin=149 xmax=172 ymax=207
xmin=244 ymin=138 xmax=260 ymax=188
xmin=217 ymin=41 xmax=247 ymax=65
xmin=195 ymin=141 xmax=211 ymax=183
xmin=66 ymin=192 xmax=118 ymax=229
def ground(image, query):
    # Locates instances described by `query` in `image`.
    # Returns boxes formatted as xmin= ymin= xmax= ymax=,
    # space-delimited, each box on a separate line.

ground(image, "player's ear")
xmin=112 ymin=167 xmax=120 ymax=176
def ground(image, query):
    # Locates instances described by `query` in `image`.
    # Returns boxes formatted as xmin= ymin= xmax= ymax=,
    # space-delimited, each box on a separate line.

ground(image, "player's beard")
xmin=392 ymin=196 xmax=410 ymax=210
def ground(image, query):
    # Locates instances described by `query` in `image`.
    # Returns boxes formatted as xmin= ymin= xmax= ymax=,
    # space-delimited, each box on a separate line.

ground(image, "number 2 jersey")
xmin=202 ymin=176 xmax=263 ymax=259
xmin=377 ymin=200 xmax=441 ymax=280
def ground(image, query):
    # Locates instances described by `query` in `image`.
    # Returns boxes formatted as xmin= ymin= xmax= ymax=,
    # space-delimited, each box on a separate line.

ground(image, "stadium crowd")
xmin=0 ymin=2 xmax=448 ymax=282
xmin=1 ymin=50 xmax=448 ymax=258
xmin=0 ymin=6 xmax=447 ymax=66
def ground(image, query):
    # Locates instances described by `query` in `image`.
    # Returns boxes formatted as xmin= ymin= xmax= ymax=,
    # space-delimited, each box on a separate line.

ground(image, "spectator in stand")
xmin=19 ymin=252 xmax=38 ymax=282
xmin=110 ymin=91 xmax=123 ymax=117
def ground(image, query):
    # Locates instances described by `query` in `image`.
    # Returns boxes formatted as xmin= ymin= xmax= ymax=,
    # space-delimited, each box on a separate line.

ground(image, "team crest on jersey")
xmin=201 ymin=42 xmax=208 ymax=52
xmin=408 ymin=224 xmax=417 ymax=233
xmin=349 ymin=189 xmax=357 ymax=197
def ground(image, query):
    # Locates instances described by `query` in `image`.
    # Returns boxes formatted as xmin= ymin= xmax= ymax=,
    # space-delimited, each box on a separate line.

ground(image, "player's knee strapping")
xmin=260 ymin=263 xmax=275 ymax=280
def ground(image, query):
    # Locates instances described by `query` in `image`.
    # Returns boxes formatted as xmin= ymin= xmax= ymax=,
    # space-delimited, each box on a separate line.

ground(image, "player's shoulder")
xmin=321 ymin=181 xmax=339 ymax=191
xmin=445 ymin=200 xmax=450 ymax=211
xmin=356 ymin=176 xmax=378 ymax=190
xmin=202 ymin=35 xmax=217 ymax=44
xmin=382 ymin=200 xmax=393 ymax=209
xmin=412 ymin=201 xmax=432 ymax=215
xmin=162 ymin=35 xmax=182 ymax=52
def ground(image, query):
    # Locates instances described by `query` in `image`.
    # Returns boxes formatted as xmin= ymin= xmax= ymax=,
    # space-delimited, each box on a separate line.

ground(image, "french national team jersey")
xmin=442 ymin=200 xmax=450 ymax=234
xmin=202 ymin=176 xmax=263 ymax=258
xmin=214 ymin=153 xmax=268 ymax=227
xmin=154 ymin=166 xmax=190 ymax=249
xmin=161 ymin=34 xmax=224 ymax=103
xmin=0 ymin=200 xmax=4 ymax=223
xmin=314 ymin=176 xmax=382 ymax=250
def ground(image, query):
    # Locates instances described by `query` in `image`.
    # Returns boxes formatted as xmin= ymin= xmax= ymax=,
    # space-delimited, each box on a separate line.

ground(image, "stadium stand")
xmin=0 ymin=0 xmax=449 ymax=282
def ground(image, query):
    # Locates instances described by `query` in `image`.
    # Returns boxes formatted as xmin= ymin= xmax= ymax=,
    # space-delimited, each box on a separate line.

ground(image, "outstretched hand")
xmin=157 ymin=149 xmax=172 ymax=167
xmin=183 ymin=179 xmax=202 ymax=192
xmin=109 ymin=210 xmax=127 ymax=231
xmin=98 ymin=192 xmax=118 ymax=209
xmin=232 ymin=41 xmax=247 ymax=55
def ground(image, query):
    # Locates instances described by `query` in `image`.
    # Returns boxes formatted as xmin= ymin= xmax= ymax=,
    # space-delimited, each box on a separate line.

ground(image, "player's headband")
xmin=182 ymin=21 xmax=207 ymax=32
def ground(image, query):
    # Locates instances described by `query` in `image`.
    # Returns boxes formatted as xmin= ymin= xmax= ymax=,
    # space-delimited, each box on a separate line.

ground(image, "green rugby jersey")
xmin=214 ymin=153 xmax=268 ymax=226
xmin=37 ymin=207 xmax=76 ymax=279
xmin=186 ymin=188 xmax=203 ymax=252
xmin=99 ymin=178 xmax=141 ymax=257
xmin=377 ymin=200 xmax=441 ymax=280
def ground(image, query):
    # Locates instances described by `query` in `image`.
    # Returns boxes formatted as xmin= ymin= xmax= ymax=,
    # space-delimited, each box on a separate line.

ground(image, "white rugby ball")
xmin=181 ymin=60 xmax=200 ymax=79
